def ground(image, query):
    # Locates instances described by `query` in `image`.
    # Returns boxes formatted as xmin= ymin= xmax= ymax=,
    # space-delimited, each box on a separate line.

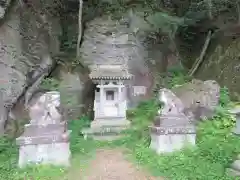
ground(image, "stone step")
xmin=82 ymin=126 xmax=128 ymax=135
xmin=81 ymin=126 xmax=129 ymax=141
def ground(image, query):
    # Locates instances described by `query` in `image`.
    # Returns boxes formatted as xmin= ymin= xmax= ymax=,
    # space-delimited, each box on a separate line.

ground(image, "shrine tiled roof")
xmin=89 ymin=65 xmax=133 ymax=80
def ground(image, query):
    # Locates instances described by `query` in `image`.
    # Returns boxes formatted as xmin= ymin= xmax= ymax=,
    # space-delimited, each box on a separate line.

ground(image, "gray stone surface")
xmin=18 ymin=142 xmax=71 ymax=168
xmin=0 ymin=0 xmax=62 ymax=133
xmin=226 ymin=155 xmax=240 ymax=177
xmin=172 ymin=79 xmax=220 ymax=122
xmin=231 ymin=160 xmax=240 ymax=171
xmin=82 ymin=117 xmax=130 ymax=141
xmin=0 ymin=0 xmax=11 ymax=19
xmin=150 ymin=118 xmax=196 ymax=154
xmin=149 ymin=88 xmax=196 ymax=154
xmin=16 ymin=91 xmax=71 ymax=168
xmin=150 ymin=133 xmax=196 ymax=153
xmin=226 ymin=168 xmax=240 ymax=177
xmin=237 ymin=154 xmax=240 ymax=160
xmin=59 ymin=72 xmax=84 ymax=119
xmin=80 ymin=16 xmax=154 ymax=109
xmin=229 ymin=107 xmax=240 ymax=135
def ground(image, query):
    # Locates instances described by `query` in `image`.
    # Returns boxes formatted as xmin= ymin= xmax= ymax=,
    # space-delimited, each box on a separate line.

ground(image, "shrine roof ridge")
xmin=89 ymin=64 xmax=133 ymax=80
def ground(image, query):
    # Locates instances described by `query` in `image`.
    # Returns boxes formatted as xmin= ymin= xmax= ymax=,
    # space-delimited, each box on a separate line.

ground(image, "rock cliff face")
xmin=196 ymin=36 xmax=240 ymax=101
xmin=0 ymin=0 xmax=62 ymax=133
xmin=0 ymin=0 xmax=11 ymax=19
xmin=80 ymin=16 xmax=154 ymax=108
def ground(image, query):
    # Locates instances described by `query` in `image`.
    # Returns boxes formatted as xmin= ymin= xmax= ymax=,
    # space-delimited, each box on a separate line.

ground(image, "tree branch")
xmin=76 ymin=0 xmax=83 ymax=58
xmin=188 ymin=30 xmax=212 ymax=76
xmin=207 ymin=0 xmax=213 ymax=20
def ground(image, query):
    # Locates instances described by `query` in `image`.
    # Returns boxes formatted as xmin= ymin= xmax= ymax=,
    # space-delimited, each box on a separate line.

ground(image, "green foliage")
xmin=0 ymin=136 xmax=18 ymax=180
xmin=166 ymin=67 xmax=191 ymax=88
xmin=40 ymin=78 xmax=60 ymax=91
xmin=220 ymin=86 xmax=231 ymax=107
xmin=147 ymin=12 xmax=184 ymax=36
xmin=0 ymin=136 xmax=14 ymax=153
xmin=0 ymin=116 xmax=98 ymax=179
xmin=68 ymin=116 xmax=97 ymax=155
xmin=0 ymin=80 xmax=238 ymax=179
xmin=116 ymin=85 xmax=240 ymax=179
xmin=122 ymin=99 xmax=239 ymax=180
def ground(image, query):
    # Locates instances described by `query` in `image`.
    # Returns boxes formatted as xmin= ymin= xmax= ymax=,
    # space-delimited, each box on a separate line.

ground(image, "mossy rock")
xmin=196 ymin=37 xmax=240 ymax=101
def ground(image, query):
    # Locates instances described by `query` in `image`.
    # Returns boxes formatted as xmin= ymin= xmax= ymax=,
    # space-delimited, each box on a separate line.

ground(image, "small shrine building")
xmin=89 ymin=64 xmax=132 ymax=129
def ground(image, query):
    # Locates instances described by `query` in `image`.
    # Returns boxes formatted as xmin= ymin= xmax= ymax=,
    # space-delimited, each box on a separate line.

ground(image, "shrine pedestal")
xmin=16 ymin=123 xmax=71 ymax=168
xmin=149 ymin=113 xmax=196 ymax=154
xmin=149 ymin=125 xmax=196 ymax=153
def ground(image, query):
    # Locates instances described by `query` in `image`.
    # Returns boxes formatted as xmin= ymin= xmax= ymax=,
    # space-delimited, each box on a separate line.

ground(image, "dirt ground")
xmin=80 ymin=149 xmax=164 ymax=180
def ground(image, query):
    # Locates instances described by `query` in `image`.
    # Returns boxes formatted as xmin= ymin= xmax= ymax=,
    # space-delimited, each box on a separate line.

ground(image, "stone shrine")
xmin=16 ymin=91 xmax=71 ymax=168
xmin=82 ymin=64 xmax=133 ymax=140
xmin=149 ymin=88 xmax=196 ymax=153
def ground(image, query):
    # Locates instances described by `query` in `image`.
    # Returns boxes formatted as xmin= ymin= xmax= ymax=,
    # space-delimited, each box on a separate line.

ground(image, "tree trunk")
xmin=76 ymin=0 xmax=83 ymax=57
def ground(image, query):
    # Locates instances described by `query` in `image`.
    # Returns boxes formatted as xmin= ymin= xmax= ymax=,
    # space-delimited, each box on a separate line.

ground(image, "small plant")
xmin=219 ymin=87 xmax=231 ymax=107
xmin=0 ymin=116 xmax=98 ymax=179
xmin=40 ymin=78 xmax=60 ymax=91
xmin=120 ymin=87 xmax=239 ymax=179
xmin=165 ymin=66 xmax=191 ymax=88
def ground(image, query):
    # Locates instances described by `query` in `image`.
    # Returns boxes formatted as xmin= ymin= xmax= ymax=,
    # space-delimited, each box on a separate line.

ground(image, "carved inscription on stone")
xmin=133 ymin=86 xmax=146 ymax=96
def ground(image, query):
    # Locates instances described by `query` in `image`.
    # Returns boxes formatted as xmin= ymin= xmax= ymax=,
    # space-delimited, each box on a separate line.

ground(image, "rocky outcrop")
xmin=80 ymin=16 xmax=155 ymax=108
xmin=196 ymin=37 xmax=240 ymax=101
xmin=226 ymin=155 xmax=240 ymax=177
xmin=0 ymin=0 xmax=11 ymax=19
xmin=171 ymin=79 xmax=220 ymax=122
xmin=0 ymin=1 xmax=62 ymax=133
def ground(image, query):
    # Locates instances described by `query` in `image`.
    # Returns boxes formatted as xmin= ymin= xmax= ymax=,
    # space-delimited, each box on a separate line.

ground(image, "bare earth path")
xmin=80 ymin=149 xmax=164 ymax=180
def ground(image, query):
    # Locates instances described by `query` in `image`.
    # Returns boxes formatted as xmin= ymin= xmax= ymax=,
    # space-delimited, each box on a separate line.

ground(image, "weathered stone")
xmin=0 ymin=0 xmax=11 ymax=19
xmin=226 ymin=168 xmax=240 ymax=177
xmin=158 ymin=88 xmax=185 ymax=116
xmin=172 ymin=79 xmax=220 ymax=122
xmin=80 ymin=16 xmax=154 ymax=109
xmin=29 ymin=91 xmax=62 ymax=125
xmin=231 ymin=160 xmax=240 ymax=171
xmin=149 ymin=88 xmax=196 ymax=154
xmin=195 ymin=37 xmax=240 ymax=101
xmin=16 ymin=91 xmax=71 ymax=168
xmin=0 ymin=0 xmax=62 ymax=133
xmin=149 ymin=120 xmax=196 ymax=154
xmin=149 ymin=126 xmax=196 ymax=135
xmin=150 ymin=132 xmax=196 ymax=153
xmin=59 ymin=72 xmax=84 ymax=119
xmin=18 ymin=143 xmax=71 ymax=168
xmin=229 ymin=107 xmax=240 ymax=135
xmin=154 ymin=88 xmax=193 ymax=125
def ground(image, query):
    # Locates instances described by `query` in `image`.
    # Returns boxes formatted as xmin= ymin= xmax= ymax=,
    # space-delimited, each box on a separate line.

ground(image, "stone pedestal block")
xmin=149 ymin=126 xmax=196 ymax=153
xmin=18 ymin=142 xmax=71 ymax=168
xmin=16 ymin=123 xmax=71 ymax=168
